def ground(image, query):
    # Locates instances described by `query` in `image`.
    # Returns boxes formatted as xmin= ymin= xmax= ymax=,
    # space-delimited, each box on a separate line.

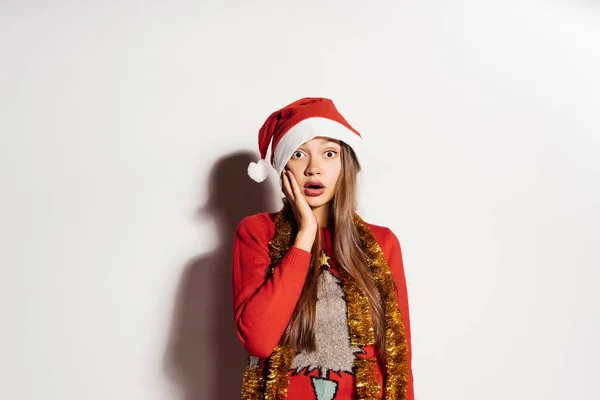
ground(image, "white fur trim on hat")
xmin=247 ymin=159 xmax=269 ymax=182
xmin=272 ymin=117 xmax=362 ymax=175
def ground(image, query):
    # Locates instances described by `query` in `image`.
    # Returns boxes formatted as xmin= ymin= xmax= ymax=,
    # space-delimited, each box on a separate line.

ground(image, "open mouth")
xmin=304 ymin=181 xmax=326 ymax=197
xmin=304 ymin=181 xmax=325 ymax=189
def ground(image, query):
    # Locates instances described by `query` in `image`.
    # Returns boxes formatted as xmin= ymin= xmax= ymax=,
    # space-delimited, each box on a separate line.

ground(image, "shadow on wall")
xmin=164 ymin=151 xmax=276 ymax=400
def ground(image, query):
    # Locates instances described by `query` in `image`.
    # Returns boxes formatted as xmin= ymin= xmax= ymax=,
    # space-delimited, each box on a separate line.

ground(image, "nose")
xmin=305 ymin=156 xmax=322 ymax=176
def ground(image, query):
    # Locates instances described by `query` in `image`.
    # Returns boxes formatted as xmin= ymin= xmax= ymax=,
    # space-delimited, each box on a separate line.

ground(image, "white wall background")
xmin=1 ymin=1 xmax=598 ymax=399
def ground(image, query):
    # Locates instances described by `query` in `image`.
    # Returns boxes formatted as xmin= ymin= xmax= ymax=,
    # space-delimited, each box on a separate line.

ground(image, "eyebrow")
xmin=297 ymin=138 xmax=341 ymax=151
xmin=318 ymin=139 xmax=340 ymax=145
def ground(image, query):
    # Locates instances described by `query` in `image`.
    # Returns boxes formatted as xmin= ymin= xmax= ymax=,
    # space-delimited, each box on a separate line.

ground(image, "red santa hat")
xmin=248 ymin=97 xmax=362 ymax=182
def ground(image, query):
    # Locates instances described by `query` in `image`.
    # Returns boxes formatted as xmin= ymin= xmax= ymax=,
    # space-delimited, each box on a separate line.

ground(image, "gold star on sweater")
xmin=319 ymin=250 xmax=331 ymax=269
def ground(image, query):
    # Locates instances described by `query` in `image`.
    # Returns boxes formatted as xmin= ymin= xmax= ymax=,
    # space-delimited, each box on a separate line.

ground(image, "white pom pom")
xmin=247 ymin=159 xmax=269 ymax=182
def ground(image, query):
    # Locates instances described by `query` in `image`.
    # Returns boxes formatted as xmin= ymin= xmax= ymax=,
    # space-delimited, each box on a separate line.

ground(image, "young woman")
xmin=232 ymin=98 xmax=414 ymax=400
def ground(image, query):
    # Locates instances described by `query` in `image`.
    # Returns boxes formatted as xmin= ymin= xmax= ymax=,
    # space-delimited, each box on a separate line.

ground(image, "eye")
xmin=324 ymin=150 xmax=337 ymax=158
xmin=292 ymin=151 xmax=305 ymax=159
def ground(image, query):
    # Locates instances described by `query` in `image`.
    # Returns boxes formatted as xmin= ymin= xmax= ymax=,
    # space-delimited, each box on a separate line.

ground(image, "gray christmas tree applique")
xmin=291 ymin=250 xmax=363 ymax=399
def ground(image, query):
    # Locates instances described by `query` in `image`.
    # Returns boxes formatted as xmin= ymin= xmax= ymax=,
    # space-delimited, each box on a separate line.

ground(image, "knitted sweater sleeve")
xmin=232 ymin=214 xmax=312 ymax=358
xmin=385 ymin=228 xmax=415 ymax=400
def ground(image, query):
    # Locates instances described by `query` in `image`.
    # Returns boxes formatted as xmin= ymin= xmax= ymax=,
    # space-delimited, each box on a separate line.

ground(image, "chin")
xmin=306 ymin=196 xmax=332 ymax=208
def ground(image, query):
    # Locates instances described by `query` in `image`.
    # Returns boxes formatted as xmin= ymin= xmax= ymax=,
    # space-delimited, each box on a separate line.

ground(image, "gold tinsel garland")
xmin=354 ymin=214 xmax=411 ymax=399
xmin=240 ymin=205 xmax=409 ymax=399
xmin=354 ymin=356 xmax=382 ymax=399
xmin=338 ymin=263 xmax=375 ymax=347
xmin=241 ymin=360 xmax=264 ymax=400
xmin=264 ymin=346 xmax=295 ymax=400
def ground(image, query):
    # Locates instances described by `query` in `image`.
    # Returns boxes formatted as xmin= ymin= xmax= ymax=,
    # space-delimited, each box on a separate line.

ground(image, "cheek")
xmin=332 ymin=164 xmax=342 ymax=182
xmin=285 ymin=160 xmax=305 ymax=174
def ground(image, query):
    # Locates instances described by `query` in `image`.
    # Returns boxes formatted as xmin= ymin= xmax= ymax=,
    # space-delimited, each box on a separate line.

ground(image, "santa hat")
xmin=248 ymin=97 xmax=362 ymax=182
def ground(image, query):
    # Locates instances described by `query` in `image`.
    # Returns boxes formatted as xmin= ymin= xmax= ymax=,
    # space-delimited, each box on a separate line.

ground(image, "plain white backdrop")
xmin=1 ymin=1 xmax=598 ymax=399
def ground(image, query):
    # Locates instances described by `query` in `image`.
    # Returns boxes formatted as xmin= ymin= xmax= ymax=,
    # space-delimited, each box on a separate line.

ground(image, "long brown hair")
xmin=279 ymin=142 xmax=387 ymax=358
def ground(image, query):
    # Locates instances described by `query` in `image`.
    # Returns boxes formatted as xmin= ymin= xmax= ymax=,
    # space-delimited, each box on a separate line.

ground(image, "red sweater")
xmin=232 ymin=212 xmax=414 ymax=399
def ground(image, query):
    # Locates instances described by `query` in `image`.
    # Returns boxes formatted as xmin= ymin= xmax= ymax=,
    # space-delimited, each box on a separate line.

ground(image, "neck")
xmin=312 ymin=203 xmax=331 ymax=227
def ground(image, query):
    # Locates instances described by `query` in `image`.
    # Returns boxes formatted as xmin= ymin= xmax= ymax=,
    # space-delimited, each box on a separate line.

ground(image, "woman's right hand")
xmin=281 ymin=169 xmax=318 ymax=252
